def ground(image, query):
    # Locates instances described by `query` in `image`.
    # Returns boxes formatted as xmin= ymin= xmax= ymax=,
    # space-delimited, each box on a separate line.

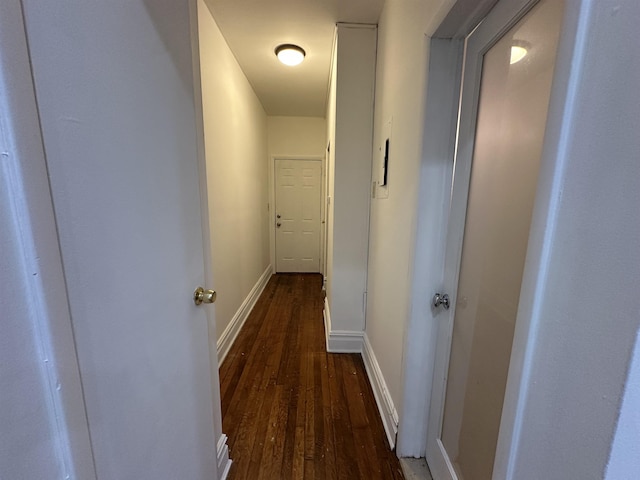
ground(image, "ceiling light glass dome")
xmin=275 ymin=44 xmax=306 ymax=66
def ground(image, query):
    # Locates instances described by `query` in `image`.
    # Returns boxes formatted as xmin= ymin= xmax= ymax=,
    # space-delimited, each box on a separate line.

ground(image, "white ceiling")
xmin=204 ymin=0 xmax=384 ymax=117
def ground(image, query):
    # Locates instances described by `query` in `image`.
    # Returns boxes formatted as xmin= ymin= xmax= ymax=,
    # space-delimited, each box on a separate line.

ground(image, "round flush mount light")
xmin=510 ymin=41 xmax=530 ymax=65
xmin=275 ymin=44 xmax=306 ymax=66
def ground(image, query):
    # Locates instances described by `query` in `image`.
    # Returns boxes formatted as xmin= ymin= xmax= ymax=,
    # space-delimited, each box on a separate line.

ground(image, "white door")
xmin=426 ymin=0 xmax=563 ymax=479
xmin=21 ymin=1 xmax=220 ymax=478
xmin=275 ymin=159 xmax=322 ymax=272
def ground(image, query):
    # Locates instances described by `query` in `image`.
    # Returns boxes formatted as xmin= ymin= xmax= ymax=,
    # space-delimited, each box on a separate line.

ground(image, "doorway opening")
xmin=271 ymin=157 xmax=324 ymax=273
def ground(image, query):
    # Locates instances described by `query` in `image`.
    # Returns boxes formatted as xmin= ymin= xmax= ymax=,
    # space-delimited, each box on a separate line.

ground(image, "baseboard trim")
xmin=217 ymin=434 xmax=232 ymax=480
xmin=323 ymin=297 xmax=332 ymax=351
xmin=322 ymin=297 xmax=364 ymax=353
xmin=217 ymin=265 xmax=272 ymax=365
xmin=322 ymin=301 xmax=398 ymax=448
xmin=323 ymin=299 xmax=365 ymax=353
xmin=327 ymin=330 xmax=365 ymax=353
xmin=362 ymin=334 xmax=399 ymax=449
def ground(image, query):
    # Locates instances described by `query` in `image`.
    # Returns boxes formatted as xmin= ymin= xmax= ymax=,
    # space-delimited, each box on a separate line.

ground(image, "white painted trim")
xmin=323 ymin=297 xmax=332 ymax=351
xmin=216 ymin=434 xmax=232 ymax=480
xmin=217 ymin=264 xmax=272 ymax=364
xmin=398 ymin=37 xmax=463 ymax=459
xmin=269 ymin=155 xmax=325 ymax=274
xmin=0 ymin=2 xmax=97 ymax=477
xmin=190 ymin=4 xmax=229 ymax=477
xmin=327 ymin=331 xmax=364 ymax=353
xmin=324 ymin=306 xmax=398 ymax=450
xmin=362 ymin=334 xmax=399 ymax=449
xmin=438 ymin=439 xmax=459 ymax=480
xmin=323 ymin=298 xmax=364 ymax=353
xmin=320 ymin=154 xmax=327 ymax=277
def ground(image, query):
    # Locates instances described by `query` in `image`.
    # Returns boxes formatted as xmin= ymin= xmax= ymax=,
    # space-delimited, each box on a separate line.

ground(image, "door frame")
xmin=268 ymin=155 xmax=326 ymax=274
xmin=0 ymin=1 xmax=97 ymax=477
xmin=0 ymin=0 xmax=96 ymax=479
xmin=399 ymin=0 xmax=589 ymax=474
xmin=396 ymin=0 xmax=501 ymax=459
xmin=426 ymin=1 xmax=548 ymax=477
xmin=190 ymin=0 xmax=230 ymax=474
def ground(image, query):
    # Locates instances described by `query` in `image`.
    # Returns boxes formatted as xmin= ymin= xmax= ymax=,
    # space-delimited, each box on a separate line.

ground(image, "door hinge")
xmin=363 ymin=291 xmax=368 ymax=315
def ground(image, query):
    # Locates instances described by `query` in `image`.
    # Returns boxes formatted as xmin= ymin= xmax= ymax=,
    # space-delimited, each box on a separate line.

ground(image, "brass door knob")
xmin=194 ymin=287 xmax=216 ymax=305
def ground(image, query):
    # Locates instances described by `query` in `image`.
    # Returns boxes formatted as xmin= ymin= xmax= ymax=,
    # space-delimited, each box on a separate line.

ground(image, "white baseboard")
xmin=323 ymin=301 xmax=398 ymax=449
xmin=327 ymin=330 xmax=365 ymax=353
xmin=362 ymin=334 xmax=399 ymax=450
xmin=217 ymin=265 xmax=272 ymax=364
xmin=217 ymin=434 xmax=232 ymax=480
xmin=323 ymin=298 xmax=364 ymax=353
xmin=323 ymin=297 xmax=332 ymax=351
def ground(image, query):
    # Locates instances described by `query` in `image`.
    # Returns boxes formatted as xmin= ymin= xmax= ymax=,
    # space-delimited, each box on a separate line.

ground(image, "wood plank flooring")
xmin=219 ymin=273 xmax=404 ymax=479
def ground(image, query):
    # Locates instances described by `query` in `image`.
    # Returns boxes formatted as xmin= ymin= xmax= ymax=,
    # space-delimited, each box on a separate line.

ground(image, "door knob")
xmin=194 ymin=287 xmax=216 ymax=305
xmin=433 ymin=293 xmax=450 ymax=310
xmin=277 ymin=222 xmax=281 ymax=228
xmin=276 ymin=214 xmax=281 ymax=219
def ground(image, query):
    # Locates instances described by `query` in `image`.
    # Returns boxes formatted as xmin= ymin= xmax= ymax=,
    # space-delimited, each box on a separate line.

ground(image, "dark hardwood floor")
xmin=219 ymin=273 xmax=404 ymax=479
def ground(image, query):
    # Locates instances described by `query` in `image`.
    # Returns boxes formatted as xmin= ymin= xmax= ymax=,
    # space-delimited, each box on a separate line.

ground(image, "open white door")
xmin=19 ymin=0 xmax=225 ymax=478
xmin=426 ymin=0 xmax=563 ymax=478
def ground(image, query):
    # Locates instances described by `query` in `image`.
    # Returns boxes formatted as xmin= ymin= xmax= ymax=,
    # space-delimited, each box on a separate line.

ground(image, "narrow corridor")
xmin=220 ymin=274 xmax=404 ymax=479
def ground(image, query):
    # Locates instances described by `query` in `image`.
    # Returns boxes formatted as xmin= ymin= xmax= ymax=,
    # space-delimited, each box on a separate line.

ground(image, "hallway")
xmin=219 ymin=274 xmax=404 ymax=479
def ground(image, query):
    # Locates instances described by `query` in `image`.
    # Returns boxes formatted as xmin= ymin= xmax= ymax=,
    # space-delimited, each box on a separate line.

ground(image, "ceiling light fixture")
xmin=275 ymin=44 xmax=305 ymax=66
xmin=510 ymin=41 xmax=529 ymax=65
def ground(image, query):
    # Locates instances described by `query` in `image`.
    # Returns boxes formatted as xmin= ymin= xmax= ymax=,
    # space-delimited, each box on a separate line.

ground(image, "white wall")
xmin=606 ymin=330 xmax=640 ymax=479
xmin=0 ymin=155 xmax=68 ymax=480
xmin=325 ymin=24 xmax=377 ymax=341
xmin=267 ymin=116 xmax=326 ymax=157
xmin=198 ymin=0 xmax=270 ymax=343
xmin=364 ymin=0 xmax=456 ymax=444
xmin=0 ymin=120 xmax=68 ymax=480
xmin=1 ymin=3 xmax=96 ymax=477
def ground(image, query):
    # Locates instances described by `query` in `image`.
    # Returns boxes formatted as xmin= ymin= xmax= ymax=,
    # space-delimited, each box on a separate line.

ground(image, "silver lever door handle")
xmin=433 ymin=293 xmax=450 ymax=310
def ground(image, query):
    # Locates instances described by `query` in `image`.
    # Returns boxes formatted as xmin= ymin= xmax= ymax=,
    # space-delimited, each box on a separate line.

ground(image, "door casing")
xmin=0 ymin=2 xmax=96 ymax=477
xmin=268 ymin=155 xmax=326 ymax=275
xmin=426 ymin=1 xmax=560 ymax=477
xmin=397 ymin=0 xmax=591 ymax=474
